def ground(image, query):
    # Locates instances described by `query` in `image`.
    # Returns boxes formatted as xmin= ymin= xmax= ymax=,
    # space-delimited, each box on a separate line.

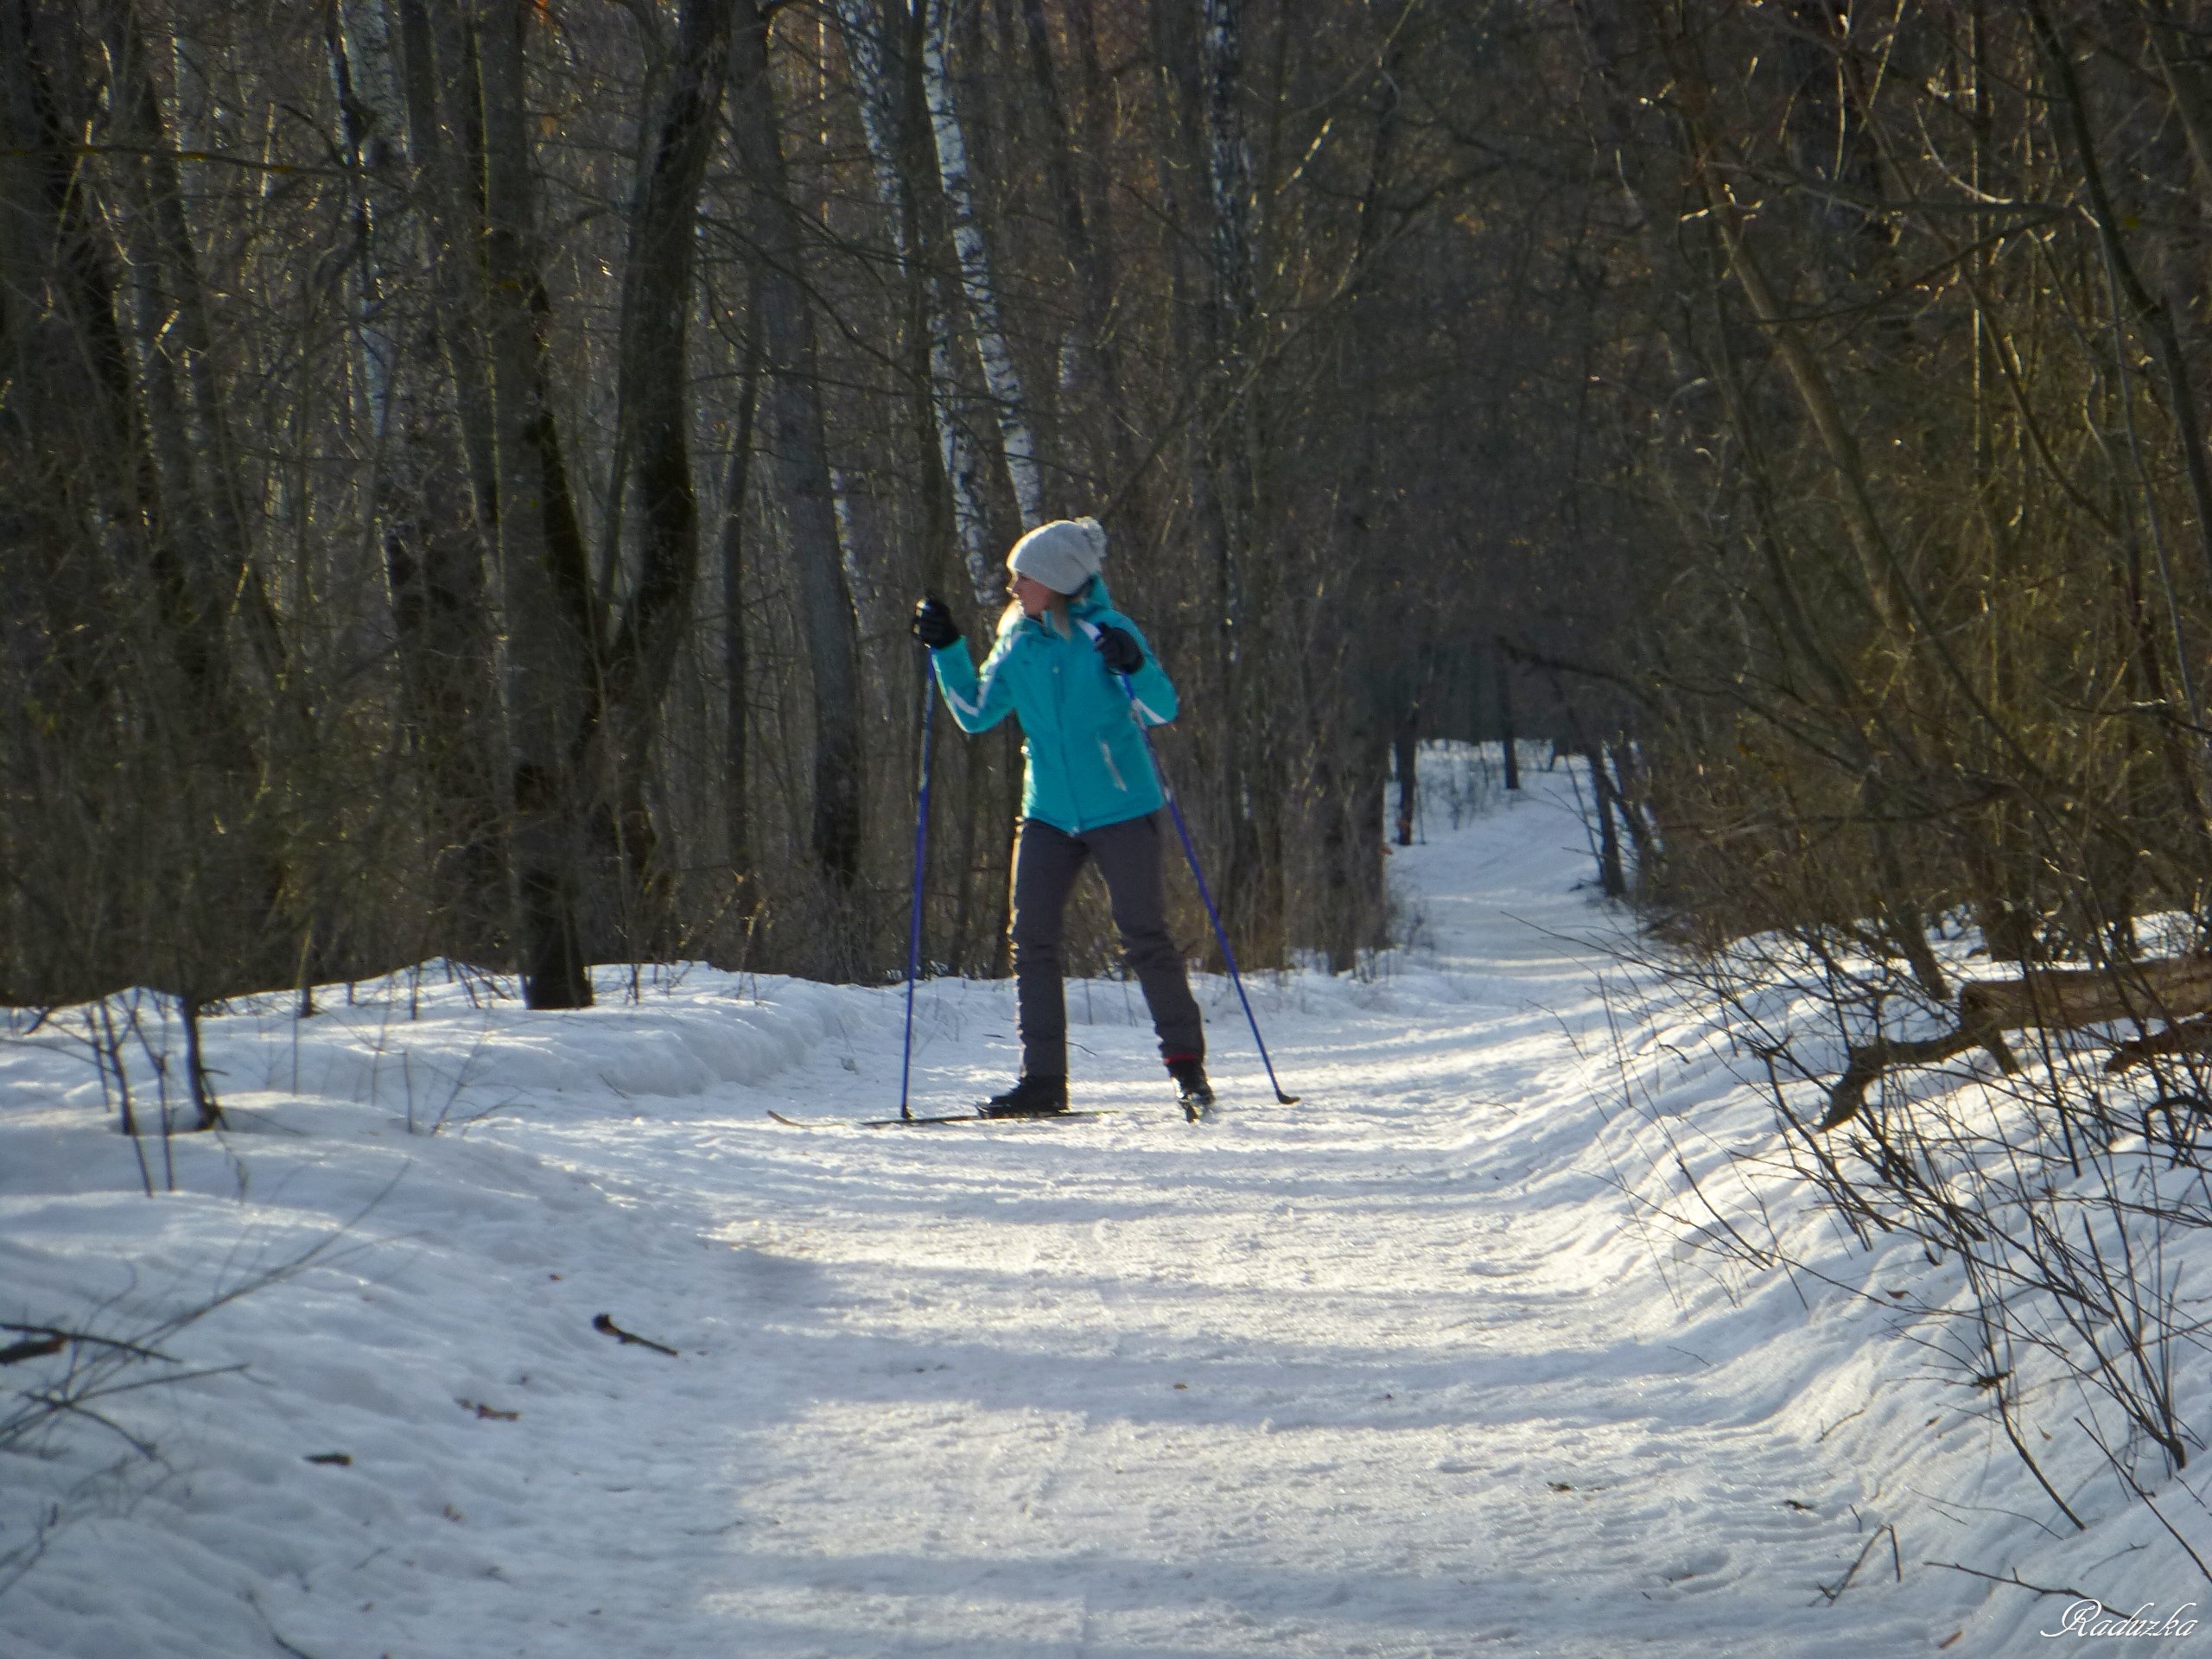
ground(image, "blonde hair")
xmin=1000 ymin=586 xmax=1075 ymax=639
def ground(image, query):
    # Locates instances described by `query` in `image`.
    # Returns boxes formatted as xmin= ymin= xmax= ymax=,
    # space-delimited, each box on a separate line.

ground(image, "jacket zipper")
xmin=1050 ymin=629 xmax=1082 ymax=831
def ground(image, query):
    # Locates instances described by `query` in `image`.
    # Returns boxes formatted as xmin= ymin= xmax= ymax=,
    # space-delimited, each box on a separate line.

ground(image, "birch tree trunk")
xmin=924 ymin=0 xmax=1046 ymax=532
xmin=329 ymin=0 xmax=401 ymax=453
xmin=832 ymin=0 xmax=999 ymax=605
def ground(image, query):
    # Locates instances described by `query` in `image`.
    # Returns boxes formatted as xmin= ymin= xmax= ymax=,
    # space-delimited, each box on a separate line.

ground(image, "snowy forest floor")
xmin=4 ymin=751 xmax=2206 ymax=1657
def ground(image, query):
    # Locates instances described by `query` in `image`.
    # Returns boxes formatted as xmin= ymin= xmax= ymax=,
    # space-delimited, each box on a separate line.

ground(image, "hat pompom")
xmin=1068 ymin=517 xmax=1108 ymax=573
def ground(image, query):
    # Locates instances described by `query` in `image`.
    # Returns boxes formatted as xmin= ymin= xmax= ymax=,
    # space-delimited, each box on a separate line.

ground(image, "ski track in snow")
xmin=1 ymin=756 xmax=2197 ymax=1656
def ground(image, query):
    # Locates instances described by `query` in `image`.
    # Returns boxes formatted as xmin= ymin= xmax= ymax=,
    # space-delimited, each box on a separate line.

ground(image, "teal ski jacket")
xmin=930 ymin=577 xmax=1179 ymax=835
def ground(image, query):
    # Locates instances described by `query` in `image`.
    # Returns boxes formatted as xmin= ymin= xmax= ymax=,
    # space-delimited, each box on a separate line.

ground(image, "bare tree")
xmin=729 ymin=0 xmax=867 ymax=907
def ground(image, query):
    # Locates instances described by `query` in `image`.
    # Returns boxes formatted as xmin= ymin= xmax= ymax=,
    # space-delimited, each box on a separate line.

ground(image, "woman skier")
xmin=911 ymin=518 xmax=1211 ymax=1117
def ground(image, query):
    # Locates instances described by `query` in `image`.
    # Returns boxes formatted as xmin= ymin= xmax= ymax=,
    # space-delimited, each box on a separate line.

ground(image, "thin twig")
xmin=1924 ymin=1560 xmax=2091 ymax=1601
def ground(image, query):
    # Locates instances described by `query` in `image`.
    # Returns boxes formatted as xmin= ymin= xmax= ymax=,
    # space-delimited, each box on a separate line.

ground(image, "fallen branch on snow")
xmin=593 ymin=1313 xmax=680 ymax=1357
xmin=1820 ymin=1024 xmax=2018 ymax=1129
xmin=0 ymin=1336 xmax=66 ymax=1368
xmin=1820 ymin=957 xmax=2212 ymax=1128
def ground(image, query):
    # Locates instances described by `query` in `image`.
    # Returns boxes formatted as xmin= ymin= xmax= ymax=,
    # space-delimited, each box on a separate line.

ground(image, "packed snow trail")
xmin=1 ymin=759 xmax=2119 ymax=1656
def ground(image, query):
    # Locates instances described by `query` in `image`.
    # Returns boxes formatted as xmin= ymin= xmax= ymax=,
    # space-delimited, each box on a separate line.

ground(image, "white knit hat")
xmin=1007 ymin=517 xmax=1108 ymax=595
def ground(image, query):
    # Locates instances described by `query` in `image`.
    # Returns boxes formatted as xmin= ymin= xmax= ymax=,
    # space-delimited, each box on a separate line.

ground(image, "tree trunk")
xmin=1017 ymin=0 xmax=1138 ymax=500
xmin=1197 ymin=0 xmax=1277 ymax=962
xmin=730 ymin=0 xmax=866 ymax=904
xmin=1395 ymin=706 xmax=1418 ymax=847
xmin=721 ymin=331 xmax=764 ymax=886
xmin=1496 ymin=645 xmax=1520 ymax=790
xmin=1583 ymin=743 xmax=1626 ymax=899
xmin=105 ymin=8 xmax=283 ymax=694
xmin=833 ymin=0 xmax=999 ymax=604
xmin=334 ymin=0 xmax=508 ymax=964
xmin=102 ymin=6 xmax=291 ymax=987
xmin=473 ymin=0 xmax=597 ymax=1007
xmin=597 ymin=0 xmax=735 ymax=956
xmin=392 ymin=0 xmax=502 ymax=522
xmin=923 ymin=0 xmax=1046 ymax=530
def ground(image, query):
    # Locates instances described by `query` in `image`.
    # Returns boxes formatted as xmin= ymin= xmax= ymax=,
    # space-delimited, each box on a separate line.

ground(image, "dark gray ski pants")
xmin=1010 ymin=811 xmax=1205 ymax=1078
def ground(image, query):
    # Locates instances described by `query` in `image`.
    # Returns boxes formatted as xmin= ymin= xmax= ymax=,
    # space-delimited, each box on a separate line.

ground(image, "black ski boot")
xmin=980 ymin=1075 xmax=1070 ymax=1118
xmin=1167 ymin=1058 xmax=1214 ymax=1120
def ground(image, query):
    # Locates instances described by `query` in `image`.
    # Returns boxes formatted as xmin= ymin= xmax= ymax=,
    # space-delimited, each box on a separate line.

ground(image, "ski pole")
xmin=898 ymin=648 xmax=938 ymax=1121
xmin=1114 ymin=672 xmax=1300 ymax=1105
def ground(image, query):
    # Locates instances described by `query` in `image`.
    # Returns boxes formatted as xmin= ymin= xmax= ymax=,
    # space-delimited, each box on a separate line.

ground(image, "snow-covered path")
xmin=1 ymin=762 xmax=2056 ymax=1656
xmin=562 ymin=782 xmax=1943 ymax=1659
xmin=675 ymin=817 xmax=1872 ymax=1658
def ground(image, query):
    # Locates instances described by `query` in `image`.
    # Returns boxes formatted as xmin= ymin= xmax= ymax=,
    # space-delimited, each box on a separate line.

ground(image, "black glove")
xmin=912 ymin=594 xmax=960 ymax=651
xmin=1093 ymin=625 xmax=1143 ymax=675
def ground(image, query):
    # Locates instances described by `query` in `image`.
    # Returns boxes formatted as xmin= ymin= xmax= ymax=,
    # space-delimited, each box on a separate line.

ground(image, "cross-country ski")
xmin=766 ymin=1108 xmax=1121 ymax=1129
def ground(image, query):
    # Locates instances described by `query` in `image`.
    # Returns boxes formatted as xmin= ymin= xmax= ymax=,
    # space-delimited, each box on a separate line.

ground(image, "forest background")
xmin=6 ymin=0 xmax=2212 ymax=1033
